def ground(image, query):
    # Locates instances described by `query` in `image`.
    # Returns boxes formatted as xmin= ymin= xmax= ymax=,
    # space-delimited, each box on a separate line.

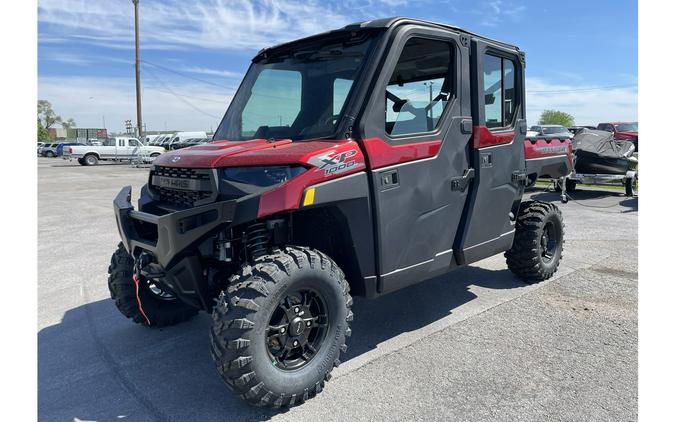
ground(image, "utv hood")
xmin=153 ymin=138 xmax=361 ymax=169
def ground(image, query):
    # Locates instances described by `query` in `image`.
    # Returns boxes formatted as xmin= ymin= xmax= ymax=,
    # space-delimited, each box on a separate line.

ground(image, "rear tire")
xmin=45 ymin=151 xmax=55 ymax=157
xmin=210 ymin=246 xmax=353 ymax=408
xmin=506 ymin=201 xmax=564 ymax=283
xmin=84 ymin=154 xmax=99 ymax=166
xmin=107 ymin=243 xmax=198 ymax=327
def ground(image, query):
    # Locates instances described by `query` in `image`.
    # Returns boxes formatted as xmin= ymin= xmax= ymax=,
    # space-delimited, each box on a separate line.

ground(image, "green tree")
xmin=38 ymin=100 xmax=62 ymax=129
xmin=37 ymin=121 xmax=50 ymax=142
xmin=538 ymin=109 xmax=575 ymax=127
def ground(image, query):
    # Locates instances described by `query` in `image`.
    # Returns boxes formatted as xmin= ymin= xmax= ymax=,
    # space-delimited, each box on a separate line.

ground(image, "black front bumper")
xmin=114 ymin=185 xmax=240 ymax=267
xmin=114 ymin=186 xmax=258 ymax=310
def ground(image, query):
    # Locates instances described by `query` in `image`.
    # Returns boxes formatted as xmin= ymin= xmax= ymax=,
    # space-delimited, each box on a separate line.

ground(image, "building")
xmin=48 ymin=127 xmax=108 ymax=141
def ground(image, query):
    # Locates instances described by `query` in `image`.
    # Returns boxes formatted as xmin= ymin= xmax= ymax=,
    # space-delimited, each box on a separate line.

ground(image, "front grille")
xmin=151 ymin=166 xmax=214 ymax=208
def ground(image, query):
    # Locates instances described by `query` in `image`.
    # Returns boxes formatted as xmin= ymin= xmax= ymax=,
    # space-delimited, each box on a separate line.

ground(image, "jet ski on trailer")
xmin=556 ymin=129 xmax=638 ymax=198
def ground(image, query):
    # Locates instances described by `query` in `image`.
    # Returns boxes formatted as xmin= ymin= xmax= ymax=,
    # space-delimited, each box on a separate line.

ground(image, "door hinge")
xmin=511 ymin=170 xmax=528 ymax=185
xmin=450 ymin=168 xmax=475 ymax=192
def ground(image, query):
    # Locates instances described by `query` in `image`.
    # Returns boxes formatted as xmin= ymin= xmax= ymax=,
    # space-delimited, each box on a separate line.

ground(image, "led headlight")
xmin=222 ymin=165 xmax=307 ymax=188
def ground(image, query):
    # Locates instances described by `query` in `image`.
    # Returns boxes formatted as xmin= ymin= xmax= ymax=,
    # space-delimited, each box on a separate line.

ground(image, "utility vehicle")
xmin=109 ymin=17 xmax=572 ymax=408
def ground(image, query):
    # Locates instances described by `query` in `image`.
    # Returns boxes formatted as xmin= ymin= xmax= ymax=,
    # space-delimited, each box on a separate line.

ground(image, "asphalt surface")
xmin=38 ymin=157 xmax=638 ymax=422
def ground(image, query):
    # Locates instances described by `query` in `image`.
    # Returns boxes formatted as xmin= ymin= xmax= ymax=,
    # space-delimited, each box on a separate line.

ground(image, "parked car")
xmin=166 ymin=131 xmax=208 ymax=150
xmin=56 ymin=142 xmax=85 ymax=157
xmin=37 ymin=142 xmax=45 ymax=155
xmin=40 ymin=143 xmax=60 ymax=157
xmin=568 ymin=125 xmax=596 ymax=135
xmin=170 ymin=137 xmax=210 ymax=150
xmin=529 ymin=125 xmax=573 ymax=139
xmin=597 ymin=122 xmax=638 ymax=152
xmin=65 ymin=136 xmax=165 ymax=165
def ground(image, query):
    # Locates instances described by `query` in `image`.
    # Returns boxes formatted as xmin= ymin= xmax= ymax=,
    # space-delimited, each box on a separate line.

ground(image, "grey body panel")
xmin=356 ymin=24 xmax=473 ymax=295
xmin=455 ymin=38 xmax=527 ymax=266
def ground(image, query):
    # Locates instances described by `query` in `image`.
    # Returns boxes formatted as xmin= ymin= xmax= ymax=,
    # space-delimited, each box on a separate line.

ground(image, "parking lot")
xmin=37 ymin=157 xmax=637 ymax=422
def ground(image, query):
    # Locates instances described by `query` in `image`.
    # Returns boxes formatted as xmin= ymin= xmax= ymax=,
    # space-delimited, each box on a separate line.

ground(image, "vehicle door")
xmin=116 ymin=138 xmax=131 ymax=158
xmin=454 ymin=38 xmax=527 ymax=264
xmin=128 ymin=138 xmax=142 ymax=158
xmin=358 ymin=26 xmax=473 ymax=294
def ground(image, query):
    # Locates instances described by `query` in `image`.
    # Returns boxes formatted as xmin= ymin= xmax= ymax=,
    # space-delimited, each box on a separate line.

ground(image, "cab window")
xmin=385 ymin=37 xmax=454 ymax=136
xmin=483 ymin=53 xmax=518 ymax=129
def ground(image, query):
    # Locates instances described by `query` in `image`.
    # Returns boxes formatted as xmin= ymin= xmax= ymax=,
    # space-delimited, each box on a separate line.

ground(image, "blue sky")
xmin=38 ymin=0 xmax=637 ymax=133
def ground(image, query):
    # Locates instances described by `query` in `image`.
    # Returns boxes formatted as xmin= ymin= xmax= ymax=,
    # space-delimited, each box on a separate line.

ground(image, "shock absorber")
xmin=245 ymin=222 xmax=269 ymax=260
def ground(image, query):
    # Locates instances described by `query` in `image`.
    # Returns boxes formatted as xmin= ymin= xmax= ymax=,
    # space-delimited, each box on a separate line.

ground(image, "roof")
xmin=255 ymin=16 xmax=520 ymax=60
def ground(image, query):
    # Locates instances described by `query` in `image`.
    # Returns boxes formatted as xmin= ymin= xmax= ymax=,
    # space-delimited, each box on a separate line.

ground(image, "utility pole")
xmin=133 ymin=0 xmax=143 ymax=139
xmin=424 ymin=81 xmax=434 ymax=122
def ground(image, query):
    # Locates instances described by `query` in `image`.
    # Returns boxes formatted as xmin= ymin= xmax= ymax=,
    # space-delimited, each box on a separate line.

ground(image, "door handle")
xmin=460 ymin=119 xmax=473 ymax=134
xmin=450 ymin=168 xmax=475 ymax=192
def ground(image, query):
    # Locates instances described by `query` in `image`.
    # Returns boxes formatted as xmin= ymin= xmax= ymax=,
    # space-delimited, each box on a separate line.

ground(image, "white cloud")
xmin=38 ymin=0 xmax=358 ymax=51
xmin=181 ymin=66 xmax=242 ymax=78
xmin=477 ymin=0 xmax=526 ymax=27
xmin=38 ymin=76 xmax=235 ymax=133
xmin=526 ymin=77 xmax=638 ymax=126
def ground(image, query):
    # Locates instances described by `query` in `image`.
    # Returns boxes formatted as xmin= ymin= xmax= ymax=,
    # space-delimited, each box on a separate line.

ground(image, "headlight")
xmin=222 ymin=165 xmax=307 ymax=187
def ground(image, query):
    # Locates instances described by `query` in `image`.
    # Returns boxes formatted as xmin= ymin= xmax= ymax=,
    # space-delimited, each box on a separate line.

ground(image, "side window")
xmin=333 ymin=78 xmax=353 ymax=115
xmin=129 ymin=139 xmax=139 ymax=147
xmin=385 ymin=37 xmax=454 ymax=136
xmin=242 ymin=69 xmax=301 ymax=134
xmin=483 ymin=53 xmax=518 ymax=129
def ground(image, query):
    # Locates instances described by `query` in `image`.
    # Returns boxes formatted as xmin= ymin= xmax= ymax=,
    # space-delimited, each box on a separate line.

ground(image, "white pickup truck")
xmin=65 ymin=136 xmax=165 ymax=166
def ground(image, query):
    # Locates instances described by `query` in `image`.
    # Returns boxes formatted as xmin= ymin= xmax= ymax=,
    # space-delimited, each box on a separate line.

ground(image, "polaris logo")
xmin=152 ymin=176 xmax=200 ymax=191
xmin=535 ymin=145 xmax=568 ymax=154
xmin=309 ymin=149 xmax=362 ymax=176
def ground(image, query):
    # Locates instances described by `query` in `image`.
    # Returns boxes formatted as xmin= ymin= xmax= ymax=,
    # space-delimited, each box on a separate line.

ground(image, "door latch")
xmin=450 ymin=168 xmax=475 ymax=192
xmin=511 ymin=170 xmax=528 ymax=186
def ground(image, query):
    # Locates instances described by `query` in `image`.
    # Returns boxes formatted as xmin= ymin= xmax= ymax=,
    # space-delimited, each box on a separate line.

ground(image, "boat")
xmin=572 ymin=129 xmax=637 ymax=175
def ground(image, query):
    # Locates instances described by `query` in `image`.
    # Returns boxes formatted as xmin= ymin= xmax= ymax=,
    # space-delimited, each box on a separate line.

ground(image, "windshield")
xmin=214 ymin=32 xmax=377 ymax=142
xmin=616 ymin=122 xmax=638 ymax=132
xmin=542 ymin=126 xmax=569 ymax=135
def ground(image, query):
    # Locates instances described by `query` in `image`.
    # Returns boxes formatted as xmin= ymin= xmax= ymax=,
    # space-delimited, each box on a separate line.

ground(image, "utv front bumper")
xmin=113 ymin=185 xmax=256 ymax=309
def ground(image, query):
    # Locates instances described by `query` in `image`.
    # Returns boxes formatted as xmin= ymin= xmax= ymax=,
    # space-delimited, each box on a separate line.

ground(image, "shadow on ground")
xmin=529 ymin=187 xmax=638 ymax=212
xmin=38 ymin=266 xmax=525 ymax=422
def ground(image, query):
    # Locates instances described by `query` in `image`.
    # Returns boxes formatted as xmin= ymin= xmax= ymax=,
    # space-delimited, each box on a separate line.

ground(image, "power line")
xmin=144 ymin=85 xmax=230 ymax=104
xmin=143 ymin=67 xmax=221 ymax=119
xmin=140 ymin=59 xmax=232 ymax=89
xmin=529 ymin=84 xmax=637 ymax=94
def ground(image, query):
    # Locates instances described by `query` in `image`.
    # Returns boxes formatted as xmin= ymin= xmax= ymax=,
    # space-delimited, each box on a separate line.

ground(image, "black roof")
xmin=255 ymin=17 xmax=520 ymax=60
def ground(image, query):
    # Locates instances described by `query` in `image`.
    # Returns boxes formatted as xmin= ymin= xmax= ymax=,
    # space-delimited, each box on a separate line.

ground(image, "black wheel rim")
xmin=266 ymin=288 xmax=329 ymax=371
xmin=540 ymin=221 xmax=560 ymax=263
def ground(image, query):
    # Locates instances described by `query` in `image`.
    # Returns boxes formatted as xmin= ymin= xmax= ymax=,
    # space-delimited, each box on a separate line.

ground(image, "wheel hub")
xmin=265 ymin=289 xmax=329 ymax=371
xmin=290 ymin=316 xmax=306 ymax=336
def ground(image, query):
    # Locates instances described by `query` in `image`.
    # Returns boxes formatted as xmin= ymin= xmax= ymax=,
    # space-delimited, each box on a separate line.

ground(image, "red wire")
xmin=132 ymin=274 xmax=152 ymax=326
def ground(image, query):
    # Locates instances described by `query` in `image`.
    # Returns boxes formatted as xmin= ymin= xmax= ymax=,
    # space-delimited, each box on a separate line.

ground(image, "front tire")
xmin=107 ymin=243 xmax=198 ymax=327
xmin=506 ymin=201 xmax=564 ymax=283
xmin=210 ymin=246 xmax=353 ymax=408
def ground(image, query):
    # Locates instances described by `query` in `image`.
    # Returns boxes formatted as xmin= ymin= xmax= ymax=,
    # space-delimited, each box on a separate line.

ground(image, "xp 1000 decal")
xmin=309 ymin=149 xmax=363 ymax=176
